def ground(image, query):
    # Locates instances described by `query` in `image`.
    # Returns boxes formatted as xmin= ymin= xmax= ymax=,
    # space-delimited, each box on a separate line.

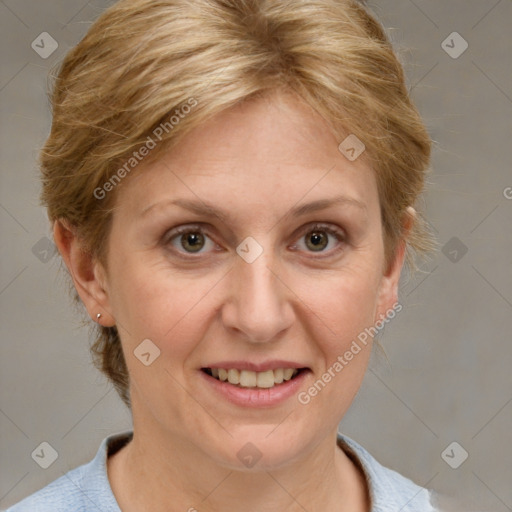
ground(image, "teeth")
xmin=273 ymin=368 xmax=284 ymax=384
xmin=257 ymin=370 xmax=275 ymax=388
xmin=239 ymin=370 xmax=257 ymax=387
xmin=208 ymin=368 xmax=300 ymax=388
xmin=283 ymin=368 xmax=295 ymax=381
xmin=227 ymin=368 xmax=240 ymax=384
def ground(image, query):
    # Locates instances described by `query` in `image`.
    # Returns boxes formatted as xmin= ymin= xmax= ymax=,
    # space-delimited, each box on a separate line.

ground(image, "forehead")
xmin=115 ymin=91 xmax=379 ymax=224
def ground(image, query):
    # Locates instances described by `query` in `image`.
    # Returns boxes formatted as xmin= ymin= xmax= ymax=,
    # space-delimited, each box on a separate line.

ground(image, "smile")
xmin=202 ymin=367 xmax=303 ymax=388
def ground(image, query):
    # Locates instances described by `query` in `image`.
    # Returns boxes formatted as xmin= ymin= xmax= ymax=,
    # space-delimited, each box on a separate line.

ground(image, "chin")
xmin=204 ymin=425 xmax=311 ymax=472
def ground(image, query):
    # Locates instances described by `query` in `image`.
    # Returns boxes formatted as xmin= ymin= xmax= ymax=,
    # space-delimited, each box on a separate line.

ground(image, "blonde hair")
xmin=41 ymin=0 xmax=433 ymax=407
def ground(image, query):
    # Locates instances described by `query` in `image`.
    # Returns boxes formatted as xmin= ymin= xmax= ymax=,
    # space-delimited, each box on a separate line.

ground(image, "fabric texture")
xmin=4 ymin=431 xmax=437 ymax=512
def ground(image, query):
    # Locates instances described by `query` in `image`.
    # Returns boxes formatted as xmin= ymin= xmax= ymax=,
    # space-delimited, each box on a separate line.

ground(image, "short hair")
xmin=41 ymin=0 xmax=433 ymax=408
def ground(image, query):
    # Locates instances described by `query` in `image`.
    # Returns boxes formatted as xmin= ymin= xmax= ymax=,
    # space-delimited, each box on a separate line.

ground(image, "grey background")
xmin=1 ymin=0 xmax=511 ymax=510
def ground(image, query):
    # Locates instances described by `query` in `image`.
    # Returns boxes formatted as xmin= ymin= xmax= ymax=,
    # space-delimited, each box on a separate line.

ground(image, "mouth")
xmin=201 ymin=367 xmax=308 ymax=389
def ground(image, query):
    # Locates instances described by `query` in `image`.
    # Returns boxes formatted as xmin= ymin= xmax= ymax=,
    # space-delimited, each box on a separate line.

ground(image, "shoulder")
xmin=337 ymin=433 xmax=437 ymax=512
xmin=3 ymin=432 xmax=132 ymax=512
xmin=3 ymin=464 xmax=100 ymax=512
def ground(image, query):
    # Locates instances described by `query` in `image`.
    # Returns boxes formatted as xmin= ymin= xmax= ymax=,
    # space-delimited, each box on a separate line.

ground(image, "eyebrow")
xmin=140 ymin=195 xmax=367 ymax=222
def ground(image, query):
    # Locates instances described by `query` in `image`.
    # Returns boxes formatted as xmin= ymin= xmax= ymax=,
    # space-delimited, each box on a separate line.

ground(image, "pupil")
xmin=307 ymin=231 xmax=327 ymax=251
xmin=183 ymin=232 xmax=204 ymax=252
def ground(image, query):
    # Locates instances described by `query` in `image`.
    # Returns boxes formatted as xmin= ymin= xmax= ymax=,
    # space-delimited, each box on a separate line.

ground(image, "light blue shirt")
xmin=4 ymin=431 xmax=437 ymax=511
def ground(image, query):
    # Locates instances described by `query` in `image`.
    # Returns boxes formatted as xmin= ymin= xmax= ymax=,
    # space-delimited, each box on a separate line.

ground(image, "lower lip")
xmin=200 ymin=369 xmax=310 ymax=408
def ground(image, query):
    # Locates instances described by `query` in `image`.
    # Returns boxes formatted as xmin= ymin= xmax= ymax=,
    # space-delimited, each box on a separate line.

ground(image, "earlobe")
xmin=53 ymin=219 xmax=116 ymax=327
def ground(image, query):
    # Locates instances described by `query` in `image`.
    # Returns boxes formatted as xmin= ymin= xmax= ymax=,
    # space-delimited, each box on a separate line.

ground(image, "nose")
xmin=221 ymin=245 xmax=295 ymax=344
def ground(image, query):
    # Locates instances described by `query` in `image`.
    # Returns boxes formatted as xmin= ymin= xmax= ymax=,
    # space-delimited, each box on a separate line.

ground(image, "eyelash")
xmin=163 ymin=223 xmax=347 ymax=260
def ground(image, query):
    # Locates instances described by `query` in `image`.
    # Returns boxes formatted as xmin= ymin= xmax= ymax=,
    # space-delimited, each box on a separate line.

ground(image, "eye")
xmin=291 ymin=223 xmax=347 ymax=256
xmin=164 ymin=222 xmax=347 ymax=259
xmin=165 ymin=225 xmax=218 ymax=255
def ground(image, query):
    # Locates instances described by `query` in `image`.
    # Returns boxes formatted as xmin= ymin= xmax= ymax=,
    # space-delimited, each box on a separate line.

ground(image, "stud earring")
xmin=96 ymin=313 xmax=102 ymax=321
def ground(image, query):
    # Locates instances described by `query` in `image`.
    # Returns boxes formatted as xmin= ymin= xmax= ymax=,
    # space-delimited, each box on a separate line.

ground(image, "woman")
xmin=7 ymin=0 xmax=440 ymax=510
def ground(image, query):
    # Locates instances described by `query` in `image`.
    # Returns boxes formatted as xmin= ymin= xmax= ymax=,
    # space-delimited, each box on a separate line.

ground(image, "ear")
xmin=53 ymin=219 xmax=116 ymax=327
xmin=374 ymin=206 xmax=415 ymax=322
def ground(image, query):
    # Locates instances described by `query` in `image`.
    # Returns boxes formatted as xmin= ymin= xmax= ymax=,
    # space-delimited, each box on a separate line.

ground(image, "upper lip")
xmin=202 ymin=360 xmax=309 ymax=372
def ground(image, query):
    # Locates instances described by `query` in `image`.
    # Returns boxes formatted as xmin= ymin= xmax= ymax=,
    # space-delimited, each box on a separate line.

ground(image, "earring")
xmin=96 ymin=313 xmax=102 ymax=321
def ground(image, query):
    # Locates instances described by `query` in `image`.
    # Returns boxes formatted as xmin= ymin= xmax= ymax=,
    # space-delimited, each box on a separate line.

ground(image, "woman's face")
xmin=97 ymin=91 xmax=404 ymax=469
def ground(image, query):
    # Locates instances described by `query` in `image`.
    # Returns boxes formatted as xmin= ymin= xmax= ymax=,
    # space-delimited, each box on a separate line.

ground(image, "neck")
xmin=107 ymin=425 xmax=370 ymax=512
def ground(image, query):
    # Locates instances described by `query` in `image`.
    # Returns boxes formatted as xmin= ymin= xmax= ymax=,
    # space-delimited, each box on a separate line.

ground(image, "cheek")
xmin=107 ymin=256 xmax=220 ymax=358
xmin=295 ymin=266 xmax=382 ymax=353
xmin=290 ymin=269 xmax=381 ymax=426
